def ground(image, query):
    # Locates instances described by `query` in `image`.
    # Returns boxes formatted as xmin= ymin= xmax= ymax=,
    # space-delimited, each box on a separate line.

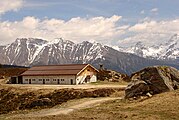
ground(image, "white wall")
xmin=90 ymin=75 xmax=97 ymax=82
xmin=76 ymin=75 xmax=85 ymax=84
xmin=76 ymin=65 xmax=97 ymax=84
xmin=22 ymin=75 xmax=76 ymax=85
xmin=76 ymin=74 xmax=97 ymax=84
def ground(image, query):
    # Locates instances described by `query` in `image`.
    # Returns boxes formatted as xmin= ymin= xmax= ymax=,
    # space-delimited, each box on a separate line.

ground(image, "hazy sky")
xmin=0 ymin=0 xmax=179 ymax=46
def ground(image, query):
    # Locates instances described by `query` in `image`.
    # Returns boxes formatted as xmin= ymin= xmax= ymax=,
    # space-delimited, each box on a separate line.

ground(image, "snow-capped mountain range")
xmin=0 ymin=38 xmax=178 ymax=74
xmin=0 ymin=38 xmax=106 ymax=66
xmin=117 ymin=34 xmax=179 ymax=60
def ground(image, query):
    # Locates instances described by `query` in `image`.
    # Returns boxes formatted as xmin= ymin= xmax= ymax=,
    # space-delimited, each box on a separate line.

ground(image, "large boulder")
xmin=125 ymin=66 xmax=179 ymax=99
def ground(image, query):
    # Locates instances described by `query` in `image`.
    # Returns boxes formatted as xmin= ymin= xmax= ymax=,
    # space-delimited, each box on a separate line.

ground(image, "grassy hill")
xmin=1 ymin=89 xmax=178 ymax=120
xmin=37 ymin=90 xmax=179 ymax=120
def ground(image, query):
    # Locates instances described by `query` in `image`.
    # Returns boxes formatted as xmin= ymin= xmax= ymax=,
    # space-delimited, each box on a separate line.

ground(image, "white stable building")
xmin=20 ymin=64 xmax=98 ymax=85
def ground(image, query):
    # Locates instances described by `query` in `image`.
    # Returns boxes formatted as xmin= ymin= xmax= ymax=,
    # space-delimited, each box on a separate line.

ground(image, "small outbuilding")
xmin=20 ymin=64 xmax=98 ymax=85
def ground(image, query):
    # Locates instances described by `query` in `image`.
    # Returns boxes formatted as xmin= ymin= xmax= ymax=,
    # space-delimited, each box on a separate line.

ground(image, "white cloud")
xmin=119 ymin=19 xmax=179 ymax=46
xmin=129 ymin=19 xmax=179 ymax=34
xmin=0 ymin=15 xmax=126 ymax=45
xmin=129 ymin=21 xmax=157 ymax=32
xmin=0 ymin=0 xmax=24 ymax=15
xmin=1 ymin=13 xmax=179 ymax=48
xmin=150 ymin=8 xmax=158 ymax=12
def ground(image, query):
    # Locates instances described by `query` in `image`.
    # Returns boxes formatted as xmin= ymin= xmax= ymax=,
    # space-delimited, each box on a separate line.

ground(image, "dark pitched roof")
xmin=21 ymin=64 xmax=98 ymax=76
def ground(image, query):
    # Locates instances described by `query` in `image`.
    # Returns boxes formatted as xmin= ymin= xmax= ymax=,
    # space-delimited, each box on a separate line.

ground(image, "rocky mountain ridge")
xmin=117 ymin=34 xmax=179 ymax=60
xmin=0 ymin=38 xmax=178 ymax=74
xmin=3 ymin=38 xmax=111 ymax=65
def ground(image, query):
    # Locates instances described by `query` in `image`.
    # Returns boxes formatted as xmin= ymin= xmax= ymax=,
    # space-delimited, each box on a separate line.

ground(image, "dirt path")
xmin=4 ymin=84 xmax=126 ymax=90
xmin=10 ymin=97 xmax=122 ymax=118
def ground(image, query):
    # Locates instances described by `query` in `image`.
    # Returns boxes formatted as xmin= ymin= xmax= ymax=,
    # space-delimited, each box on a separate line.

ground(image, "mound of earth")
xmin=97 ymin=69 xmax=130 ymax=82
xmin=0 ymin=86 xmax=124 ymax=114
xmin=125 ymin=66 xmax=179 ymax=99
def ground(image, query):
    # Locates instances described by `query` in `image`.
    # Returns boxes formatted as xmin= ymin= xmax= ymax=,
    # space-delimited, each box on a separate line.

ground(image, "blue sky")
xmin=0 ymin=0 xmax=179 ymax=46
xmin=2 ymin=0 xmax=179 ymax=22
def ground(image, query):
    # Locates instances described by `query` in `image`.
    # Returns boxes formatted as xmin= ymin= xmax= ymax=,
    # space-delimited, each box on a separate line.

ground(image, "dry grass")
xmin=69 ymin=90 xmax=179 ymax=120
xmin=1 ymin=83 xmax=126 ymax=92
xmin=0 ymin=83 xmax=125 ymax=116
xmin=9 ymin=89 xmax=179 ymax=120
xmin=1 ymin=82 xmax=179 ymax=120
xmin=89 ymin=80 xmax=129 ymax=85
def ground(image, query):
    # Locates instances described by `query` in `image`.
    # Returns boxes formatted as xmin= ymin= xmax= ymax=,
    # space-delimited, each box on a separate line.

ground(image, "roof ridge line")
xmin=33 ymin=64 xmax=89 ymax=67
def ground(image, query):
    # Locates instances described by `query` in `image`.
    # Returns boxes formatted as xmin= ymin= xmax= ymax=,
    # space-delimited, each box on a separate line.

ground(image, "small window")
xmin=53 ymin=79 xmax=56 ymax=81
xmin=32 ymin=79 xmax=36 ymax=81
xmin=46 ymin=79 xmax=49 ymax=81
xmin=39 ymin=79 xmax=42 ymax=81
xmin=25 ymin=79 xmax=28 ymax=81
xmin=61 ymin=79 xmax=64 ymax=81
xmin=87 ymin=69 xmax=90 ymax=71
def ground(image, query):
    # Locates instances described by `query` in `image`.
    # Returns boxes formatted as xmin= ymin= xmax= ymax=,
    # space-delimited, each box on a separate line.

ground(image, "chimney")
xmin=99 ymin=64 xmax=104 ymax=70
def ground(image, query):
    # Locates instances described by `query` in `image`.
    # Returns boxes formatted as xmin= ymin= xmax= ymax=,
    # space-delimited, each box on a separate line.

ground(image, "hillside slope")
xmin=2 ymin=89 xmax=179 ymax=120
xmin=30 ymin=90 xmax=179 ymax=120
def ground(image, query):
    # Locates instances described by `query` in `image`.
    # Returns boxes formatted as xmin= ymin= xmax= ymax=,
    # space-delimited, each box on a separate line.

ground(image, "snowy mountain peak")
xmin=15 ymin=38 xmax=48 ymax=45
xmin=171 ymin=34 xmax=179 ymax=40
xmin=0 ymin=37 xmax=178 ymax=74
xmin=135 ymin=41 xmax=145 ymax=47
xmin=116 ymin=34 xmax=179 ymax=60
xmin=0 ymin=38 xmax=107 ymax=66
xmin=48 ymin=38 xmax=75 ymax=45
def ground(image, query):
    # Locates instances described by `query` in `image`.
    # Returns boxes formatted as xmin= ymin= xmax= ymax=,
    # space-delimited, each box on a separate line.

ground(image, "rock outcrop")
xmin=125 ymin=66 xmax=179 ymax=99
xmin=0 ymin=38 xmax=179 ymax=75
xmin=97 ymin=69 xmax=130 ymax=82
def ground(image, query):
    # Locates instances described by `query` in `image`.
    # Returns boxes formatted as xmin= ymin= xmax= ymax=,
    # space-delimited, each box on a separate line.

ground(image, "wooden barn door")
xmin=85 ymin=75 xmax=91 ymax=83
xmin=43 ymin=79 xmax=45 ymax=84
xmin=29 ymin=79 xmax=31 ymax=84
xmin=71 ymin=79 xmax=73 ymax=85
xmin=18 ymin=76 xmax=23 ymax=84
